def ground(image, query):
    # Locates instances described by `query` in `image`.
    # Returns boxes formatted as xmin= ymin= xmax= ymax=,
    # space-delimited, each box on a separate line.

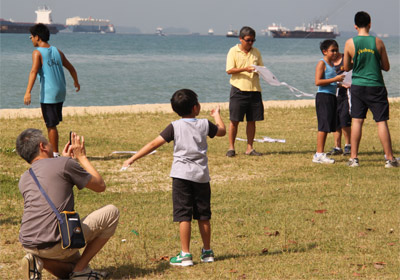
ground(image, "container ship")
xmin=268 ymin=19 xmax=339 ymax=39
xmin=0 ymin=6 xmax=65 ymax=34
xmin=66 ymin=17 xmax=115 ymax=33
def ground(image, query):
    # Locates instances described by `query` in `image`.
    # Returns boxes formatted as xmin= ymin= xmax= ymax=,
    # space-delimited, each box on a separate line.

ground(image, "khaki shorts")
xmin=24 ymin=204 xmax=119 ymax=263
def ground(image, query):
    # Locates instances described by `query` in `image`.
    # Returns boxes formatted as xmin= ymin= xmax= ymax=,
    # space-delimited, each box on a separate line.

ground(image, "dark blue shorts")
xmin=41 ymin=102 xmax=63 ymax=128
xmin=315 ymin=92 xmax=337 ymax=133
xmin=350 ymin=85 xmax=389 ymax=122
xmin=172 ymin=178 xmax=211 ymax=222
xmin=336 ymin=88 xmax=351 ymax=129
xmin=229 ymin=86 xmax=264 ymax=122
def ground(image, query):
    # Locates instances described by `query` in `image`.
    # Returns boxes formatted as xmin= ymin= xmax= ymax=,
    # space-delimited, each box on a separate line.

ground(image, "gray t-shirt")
xmin=19 ymin=157 xmax=92 ymax=247
xmin=160 ymin=118 xmax=218 ymax=183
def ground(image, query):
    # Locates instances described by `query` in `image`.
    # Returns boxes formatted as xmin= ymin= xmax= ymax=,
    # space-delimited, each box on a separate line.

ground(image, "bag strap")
xmin=29 ymin=168 xmax=64 ymax=224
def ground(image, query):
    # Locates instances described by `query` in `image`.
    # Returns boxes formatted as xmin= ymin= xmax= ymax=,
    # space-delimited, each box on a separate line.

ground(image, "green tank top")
xmin=352 ymin=36 xmax=384 ymax=87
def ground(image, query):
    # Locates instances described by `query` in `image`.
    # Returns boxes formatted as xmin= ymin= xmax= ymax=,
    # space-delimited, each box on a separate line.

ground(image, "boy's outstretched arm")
xmin=59 ymin=49 xmax=80 ymax=92
xmin=122 ymin=135 xmax=166 ymax=169
xmin=24 ymin=50 xmax=41 ymax=105
xmin=210 ymin=105 xmax=226 ymax=137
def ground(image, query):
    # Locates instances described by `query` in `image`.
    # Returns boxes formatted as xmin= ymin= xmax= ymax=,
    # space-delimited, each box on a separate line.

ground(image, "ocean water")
xmin=0 ymin=33 xmax=399 ymax=109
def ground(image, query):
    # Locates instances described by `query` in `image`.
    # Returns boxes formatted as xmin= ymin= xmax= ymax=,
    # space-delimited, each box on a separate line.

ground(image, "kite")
xmin=236 ymin=136 xmax=286 ymax=143
xmin=253 ymin=65 xmax=314 ymax=98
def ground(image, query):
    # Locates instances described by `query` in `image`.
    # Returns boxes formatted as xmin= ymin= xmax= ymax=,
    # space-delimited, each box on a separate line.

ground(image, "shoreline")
xmin=1 ymin=97 xmax=399 ymax=119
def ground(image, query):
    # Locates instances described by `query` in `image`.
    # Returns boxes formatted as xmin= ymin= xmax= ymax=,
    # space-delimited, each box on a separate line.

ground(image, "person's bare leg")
xmin=228 ymin=121 xmax=239 ymax=151
xmin=377 ymin=120 xmax=394 ymax=161
xmin=342 ymin=126 xmax=351 ymax=146
xmin=47 ymin=126 xmax=59 ymax=153
xmin=333 ymin=130 xmax=342 ymax=149
xmin=245 ymin=121 xmax=256 ymax=154
xmin=72 ymin=237 xmax=110 ymax=272
xmin=179 ymin=221 xmax=191 ymax=253
xmin=198 ymin=220 xmax=211 ymax=250
xmin=317 ymin=131 xmax=328 ymax=153
xmin=351 ymin=118 xmax=364 ymax=159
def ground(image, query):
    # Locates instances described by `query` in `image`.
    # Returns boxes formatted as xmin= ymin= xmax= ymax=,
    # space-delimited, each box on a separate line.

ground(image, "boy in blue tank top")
xmin=24 ymin=24 xmax=80 ymax=157
xmin=344 ymin=11 xmax=398 ymax=168
xmin=313 ymin=40 xmax=345 ymax=164
xmin=121 ymin=89 xmax=226 ymax=266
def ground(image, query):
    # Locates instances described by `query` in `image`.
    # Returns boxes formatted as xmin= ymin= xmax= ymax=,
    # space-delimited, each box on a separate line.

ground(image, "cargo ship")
xmin=66 ymin=16 xmax=115 ymax=33
xmin=268 ymin=19 xmax=339 ymax=39
xmin=0 ymin=6 xmax=65 ymax=34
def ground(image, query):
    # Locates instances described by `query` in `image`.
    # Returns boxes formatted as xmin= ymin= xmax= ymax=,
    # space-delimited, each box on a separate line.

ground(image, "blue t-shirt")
xmin=37 ymin=46 xmax=66 ymax=104
xmin=317 ymin=59 xmax=337 ymax=95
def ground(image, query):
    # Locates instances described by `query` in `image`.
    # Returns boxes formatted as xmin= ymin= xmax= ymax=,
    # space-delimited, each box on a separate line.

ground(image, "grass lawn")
xmin=0 ymin=101 xmax=399 ymax=279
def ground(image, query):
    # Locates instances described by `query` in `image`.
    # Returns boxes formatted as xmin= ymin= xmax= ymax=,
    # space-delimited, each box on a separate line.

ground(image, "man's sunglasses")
xmin=243 ymin=38 xmax=256 ymax=43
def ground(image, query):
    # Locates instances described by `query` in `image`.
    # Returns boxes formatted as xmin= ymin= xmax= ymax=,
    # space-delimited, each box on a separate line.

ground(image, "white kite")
xmin=111 ymin=150 xmax=157 ymax=155
xmin=253 ymin=65 xmax=314 ymax=98
xmin=236 ymin=136 xmax=286 ymax=143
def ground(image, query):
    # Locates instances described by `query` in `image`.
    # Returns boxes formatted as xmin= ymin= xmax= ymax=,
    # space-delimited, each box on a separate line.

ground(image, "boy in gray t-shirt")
xmin=121 ymin=89 xmax=226 ymax=266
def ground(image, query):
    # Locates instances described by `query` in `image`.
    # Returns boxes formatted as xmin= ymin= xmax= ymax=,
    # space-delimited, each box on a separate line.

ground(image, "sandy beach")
xmin=1 ymin=98 xmax=399 ymax=119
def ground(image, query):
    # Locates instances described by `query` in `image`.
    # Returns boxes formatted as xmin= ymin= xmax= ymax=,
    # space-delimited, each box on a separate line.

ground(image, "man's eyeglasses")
xmin=243 ymin=38 xmax=256 ymax=43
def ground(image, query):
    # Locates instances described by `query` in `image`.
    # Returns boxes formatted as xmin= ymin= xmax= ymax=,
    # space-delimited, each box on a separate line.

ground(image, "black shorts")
xmin=172 ymin=178 xmax=211 ymax=222
xmin=350 ymin=85 xmax=389 ymax=122
xmin=229 ymin=86 xmax=264 ymax=122
xmin=336 ymin=88 xmax=351 ymax=129
xmin=315 ymin=92 xmax=337 ymax=133
xmin=41 ymin=102 xmax=63 ymax=128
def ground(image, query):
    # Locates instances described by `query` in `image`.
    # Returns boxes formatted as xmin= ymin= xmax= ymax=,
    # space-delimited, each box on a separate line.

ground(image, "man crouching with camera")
xmin=16 ymin=128 xmax=119 ymax=280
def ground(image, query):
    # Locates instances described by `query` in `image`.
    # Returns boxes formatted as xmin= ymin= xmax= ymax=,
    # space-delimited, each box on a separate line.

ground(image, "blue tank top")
xmin=317 ymin=59 xmax=337 ymax=95
xmin=37 ymin=46 xmax=66 ymax=104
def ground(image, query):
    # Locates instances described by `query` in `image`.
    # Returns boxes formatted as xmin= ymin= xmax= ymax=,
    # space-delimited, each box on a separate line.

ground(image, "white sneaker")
xmin=21 ymin=253 xmax=43 ymax=280
xmin=312 ymin=153 xmax=335 ymax=164
xmin=385 ymin=159 xmax=399 ymax=168
xmin=347 ymin=158 xmax=360 ymax=167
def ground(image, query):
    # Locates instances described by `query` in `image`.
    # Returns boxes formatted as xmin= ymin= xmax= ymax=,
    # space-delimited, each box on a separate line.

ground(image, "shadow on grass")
xmin=105 ymin=262 xmax=170 ymax=278
xmin=87 ymin=154 xmax=132 ymax=161
xmin=0 ymin=217 xmax=20 ymax=225
xmin=215 ymin=242 xmax=318 ymax=261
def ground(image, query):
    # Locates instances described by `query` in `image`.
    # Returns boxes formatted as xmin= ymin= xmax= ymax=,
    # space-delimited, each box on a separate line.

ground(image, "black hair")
xmin=170 ymin=89 xmax=199 ymax=116
xmin=354 ymin=11 xmax=371 ymax=28
xmin=319 ymin=39 xmax=338 ymax=54
xmin=16 ymin=128 xmax=48 ymax=163
xmin=239 ymin=26 xmax=256 ymax=39
xmin=29 ymin=23 xmax=50 ymax=42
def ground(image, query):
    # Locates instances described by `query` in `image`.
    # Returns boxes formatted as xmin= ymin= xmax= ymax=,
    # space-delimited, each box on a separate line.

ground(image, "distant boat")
xmin=156 ymin=27 xmax=166 ymax=36
xmin=66 ymin=16 xmax=115 ymax=33
xmin=268 ymin=19 xmax=339 ymax=39
xmin=0 ymin=6 xmax=65 ymax=34
xmin=208 ymin=28 xmax=214 ymax=35
xmin=226 ymin=29 xmax=239 ymax=38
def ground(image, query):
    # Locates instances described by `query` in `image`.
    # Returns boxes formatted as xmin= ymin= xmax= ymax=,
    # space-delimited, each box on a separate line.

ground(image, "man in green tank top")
xmin=343 ymin=11 xmax=398 ymax=168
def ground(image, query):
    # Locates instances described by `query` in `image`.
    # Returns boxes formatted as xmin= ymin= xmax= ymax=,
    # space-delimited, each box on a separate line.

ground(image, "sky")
xmin=1 ymin=0 xmax=399 ymax=36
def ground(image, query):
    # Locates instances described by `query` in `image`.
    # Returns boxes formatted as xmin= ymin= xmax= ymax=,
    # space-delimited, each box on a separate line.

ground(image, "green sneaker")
xmin=200 ymin=248 xmax=214 ymax=263
xmin=169 ymin=252 xmax=193 ymax=266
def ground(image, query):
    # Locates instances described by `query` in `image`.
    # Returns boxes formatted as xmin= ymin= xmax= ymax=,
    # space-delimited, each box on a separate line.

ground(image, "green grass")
xmin=0 ymin=102 xmax=399 ymax=279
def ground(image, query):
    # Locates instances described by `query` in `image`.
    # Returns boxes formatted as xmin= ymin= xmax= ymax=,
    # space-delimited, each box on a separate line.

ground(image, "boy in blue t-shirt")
xmin=24 ymin=23 xmax=80 ymax=157
xmin=313 ymin=40 xmax=345 ymax=164
xmin=121 ymin=89 xmax=226 ymax=266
